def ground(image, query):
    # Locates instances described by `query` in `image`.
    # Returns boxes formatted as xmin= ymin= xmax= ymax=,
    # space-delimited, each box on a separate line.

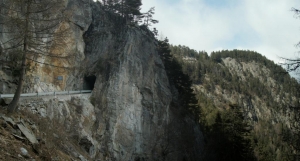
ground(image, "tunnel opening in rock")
xmin=83 ymin=75 xmax=96 ymax=90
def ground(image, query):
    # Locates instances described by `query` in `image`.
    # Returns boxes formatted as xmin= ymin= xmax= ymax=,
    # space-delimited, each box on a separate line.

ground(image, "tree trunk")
xmin=7 ymin=51 xmax=26 ymax=113
xmin=7 ymin=1 xmax=30 ymax=114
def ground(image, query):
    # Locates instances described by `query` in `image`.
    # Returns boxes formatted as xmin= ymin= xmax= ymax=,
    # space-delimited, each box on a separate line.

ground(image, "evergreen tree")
xmin=158 ymin=38 xmax=200 ymax=120
xmin=143 ymin=7 xmax=159 ymax=27
xmin=152 ymin=27 xmax=158 ymax=37
xmin=123 ymin=0 xmax=142 ymax=22
xmin=204 ymin=105 xmax=255 ymax=161
xmin=99 ymin=0 xmax=142 ymax=23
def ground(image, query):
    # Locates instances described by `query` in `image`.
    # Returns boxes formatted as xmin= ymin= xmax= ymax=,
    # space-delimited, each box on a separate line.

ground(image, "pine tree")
xmin=143 ymin=7 xmax=158 ymax=27
xmin=122 ymin=0 xmax=142 ymax=22
xmin=158 ymin=38 xmax=200 ymax=120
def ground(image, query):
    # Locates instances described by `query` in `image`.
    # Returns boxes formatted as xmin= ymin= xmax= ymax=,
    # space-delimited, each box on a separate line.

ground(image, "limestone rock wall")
xmin=1 ymin=1 xmax=204 ymax=160
xmin=0 ymin=0 xmax=92 ymax=93
xmin=194 ymin=57 xmax=296 ymax=128
xmin=79 ymin=3 xmax=203 ymax=160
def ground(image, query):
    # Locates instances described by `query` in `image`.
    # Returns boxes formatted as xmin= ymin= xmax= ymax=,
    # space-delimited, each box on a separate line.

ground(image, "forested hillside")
xmin=169 ymin=45 xmax=300 ymax=160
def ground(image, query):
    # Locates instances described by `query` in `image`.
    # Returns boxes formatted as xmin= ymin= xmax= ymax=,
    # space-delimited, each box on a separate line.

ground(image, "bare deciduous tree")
xmin=280 ymin=8 xmax=300 ymax=74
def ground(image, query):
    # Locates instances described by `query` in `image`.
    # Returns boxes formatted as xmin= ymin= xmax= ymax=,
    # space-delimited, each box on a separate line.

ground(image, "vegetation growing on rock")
xmin=170 ymin=46 xmax=300 ymax=160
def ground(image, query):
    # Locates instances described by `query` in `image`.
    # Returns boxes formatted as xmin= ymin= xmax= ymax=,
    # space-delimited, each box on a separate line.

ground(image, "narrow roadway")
xmin=0 ymin=90 xmax=92 ymax=98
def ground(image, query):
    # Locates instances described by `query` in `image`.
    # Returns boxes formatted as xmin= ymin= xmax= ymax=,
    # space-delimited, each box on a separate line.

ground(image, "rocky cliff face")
xmin=80 ymin=3 xmax=203 ymax=160
xmin=0 ymin=1 xmax=203 ymax=160
xmin=168 ymin=46 xmax=300 ymax=159
xmin=0 ymin=0 xmax=92 ymax=93
xmin=195 ymin=57 xmax=295 ymax=125
xmin=189 ymin=55 xmax=298 ymax=160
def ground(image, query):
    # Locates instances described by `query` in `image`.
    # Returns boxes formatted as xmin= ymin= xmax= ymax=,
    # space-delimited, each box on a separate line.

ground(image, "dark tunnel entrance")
xmin=83 ymin=75 xmax=96 ymax=90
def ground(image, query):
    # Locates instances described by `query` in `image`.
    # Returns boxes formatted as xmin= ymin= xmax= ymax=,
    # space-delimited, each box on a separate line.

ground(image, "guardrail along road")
xmin=0 ymin=90 xmax=92 ymax=98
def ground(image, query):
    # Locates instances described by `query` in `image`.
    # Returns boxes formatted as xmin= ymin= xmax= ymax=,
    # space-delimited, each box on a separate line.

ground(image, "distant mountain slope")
xmin=170 ymin=45 xmax=300 ymax=160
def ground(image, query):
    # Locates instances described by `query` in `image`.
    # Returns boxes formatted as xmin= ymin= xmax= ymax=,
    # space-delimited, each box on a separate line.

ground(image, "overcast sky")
xmin=141 ymin=0 xmax=300 ymax=64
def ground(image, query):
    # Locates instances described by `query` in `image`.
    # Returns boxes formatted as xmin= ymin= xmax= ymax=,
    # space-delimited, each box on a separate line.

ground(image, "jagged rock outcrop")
xmin=81 ymin=3 xmax=203 ymax=160
xmin=169 ymin=46 xmax=300 ymax=160
xmin=198 ymin=57 xmax=295 ymax=125
xmin=0 ymin=1 xmax=204 ymax=160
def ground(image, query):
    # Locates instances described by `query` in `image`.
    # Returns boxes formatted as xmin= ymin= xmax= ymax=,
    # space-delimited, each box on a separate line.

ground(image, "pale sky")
xmin=141 ymin=0 xmax=300 ymax=64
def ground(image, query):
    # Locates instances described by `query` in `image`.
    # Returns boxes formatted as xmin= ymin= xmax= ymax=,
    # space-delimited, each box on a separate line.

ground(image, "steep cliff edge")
xmin=0 ymin=1 xmax=203 ymax=160
xmin=81 ymin=3 xmax=203 ymax=160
